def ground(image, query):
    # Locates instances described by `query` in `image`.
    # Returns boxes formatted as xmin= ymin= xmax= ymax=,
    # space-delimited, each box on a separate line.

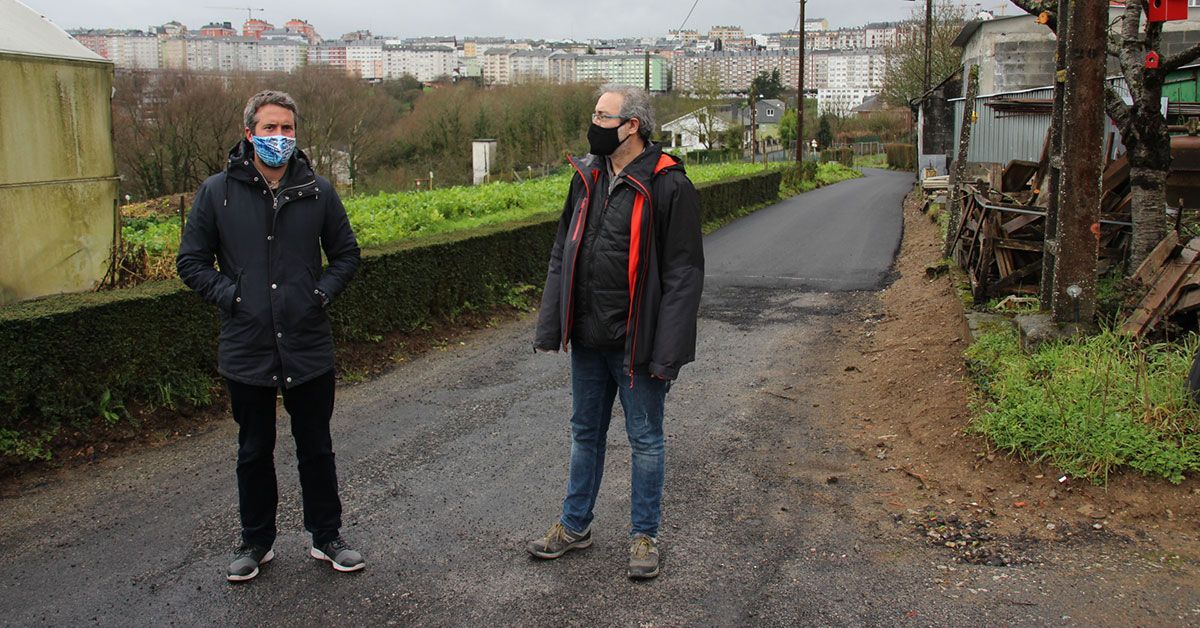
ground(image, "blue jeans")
xmin=561 ymin=344 xmax=668 ymax=538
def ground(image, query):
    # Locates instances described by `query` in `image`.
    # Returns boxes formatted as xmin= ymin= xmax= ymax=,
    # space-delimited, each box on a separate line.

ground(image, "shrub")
xmin=885 ymin=143 xmax=917 ymax=171
xmin=820 ymin=147 xmax=853 ymax=167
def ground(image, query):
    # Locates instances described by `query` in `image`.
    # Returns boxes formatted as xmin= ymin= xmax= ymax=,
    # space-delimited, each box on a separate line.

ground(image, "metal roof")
xmin=0 ymin=0 xmax=107 ymax=63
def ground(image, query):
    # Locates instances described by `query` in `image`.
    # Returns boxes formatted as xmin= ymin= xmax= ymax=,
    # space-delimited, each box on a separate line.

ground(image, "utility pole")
xmin=751 ymin=92 xmax=759 ymax=164
xmin=923 ymin=0 xmax=932 ymax=93
xmin=644 ymin=50 xmax=651 ymax=92
xmin=1040 ymin=0 xmax=1069 ymax=308
xmin=795 ymin=0 xmax=806 ymax=164
xmin=1051 ymin=0 xmax=1106 ymax=323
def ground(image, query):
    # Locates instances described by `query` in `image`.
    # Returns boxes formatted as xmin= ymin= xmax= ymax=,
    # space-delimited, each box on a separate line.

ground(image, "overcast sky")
xmin=19 ymin=0 xmax=1003 ymax=40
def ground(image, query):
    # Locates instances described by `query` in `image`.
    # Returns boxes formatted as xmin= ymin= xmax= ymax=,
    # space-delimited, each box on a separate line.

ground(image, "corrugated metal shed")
xmin=949 ymin=75 xmax=1147 ymax=165
xmin=952 ymin=86 xmax=1055 ymax=164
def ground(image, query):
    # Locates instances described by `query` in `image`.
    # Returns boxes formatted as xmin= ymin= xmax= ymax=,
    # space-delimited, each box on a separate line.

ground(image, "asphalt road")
xmin=6 ymin=168 xmax=1151 ymax=626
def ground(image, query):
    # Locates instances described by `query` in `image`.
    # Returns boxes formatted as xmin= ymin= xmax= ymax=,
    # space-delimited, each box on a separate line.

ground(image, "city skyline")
xmin=21 ymin=0 xmax=947 ymax=41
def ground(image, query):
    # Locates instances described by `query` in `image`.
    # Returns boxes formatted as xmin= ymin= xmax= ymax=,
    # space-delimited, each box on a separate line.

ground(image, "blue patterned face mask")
xmin=250 ymin=134 xmax=296 ymax=168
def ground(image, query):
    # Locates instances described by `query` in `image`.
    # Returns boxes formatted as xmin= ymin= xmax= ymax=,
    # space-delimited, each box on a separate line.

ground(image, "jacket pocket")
xmin=305 ymin=265 xmax=324 ymax=308
xmin=224 ymin=268 xmax=244 ymax=317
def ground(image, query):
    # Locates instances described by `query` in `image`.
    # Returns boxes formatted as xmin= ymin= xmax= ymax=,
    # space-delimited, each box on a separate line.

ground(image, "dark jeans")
xmin=226 ymin=369 xmax=342 ymax=548
xmin=561 ymin=344 xmax=668 ymax=538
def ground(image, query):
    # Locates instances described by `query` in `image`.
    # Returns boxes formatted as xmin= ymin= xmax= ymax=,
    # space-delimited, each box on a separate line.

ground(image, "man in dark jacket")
xmin=177 ymin=90 xmax=363 ymax=582
xmin=527 ymin=84 xmax=704 ymax=579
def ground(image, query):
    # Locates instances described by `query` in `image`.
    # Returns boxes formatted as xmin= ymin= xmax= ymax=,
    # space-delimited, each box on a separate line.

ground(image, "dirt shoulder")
xmin=824 ymin=187 xmax=1200 ymax=562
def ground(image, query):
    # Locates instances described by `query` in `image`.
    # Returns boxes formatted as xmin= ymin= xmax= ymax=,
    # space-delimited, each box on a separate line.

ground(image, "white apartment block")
xmin=344 ymin=42 xmax=385 ymax=80
xmin=73 ymin=30 xmax=308 ymax=73
xmin=548 ymin=51 xmax=576 ymax=84
xmin=817 ymin=87 xmax=875 ymax=116
xmin=181 ymin=37 xmax=261 ymax=73
xmin=821 ymin=50 xmax=885 ymax=92
xmin=863 ymin=24 xmax=899 ymax=48
xmin=384 ymin=46 xmax=456 ymax=81
xmin=106 ymin=34 xmax=161 ymax=69
xmin=71 ymin=31 xmax=161 ymax=69
xmin=672 ymin=51 xmax=800 ymax=94
xmin=482 ymin=49 xmax=513 ymax=85
xmin=256 ymin=40 xmax=308 ymax=73
xmin=575 ymin=55 xmax=668 ymax=91
xmin=673 ymin=48 xmax=884 ymax=97
xmin=509 ymin=49 xmax=553 ymax=83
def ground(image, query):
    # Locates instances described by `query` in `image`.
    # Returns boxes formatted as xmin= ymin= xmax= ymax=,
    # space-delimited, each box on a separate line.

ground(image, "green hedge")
xmin=885 ymin=143 xmax=917 ymax=171
xmin=820 ymin=147 xmax=854 ymax=167
xmin=0 ymin=169 xmax=782 ymax=462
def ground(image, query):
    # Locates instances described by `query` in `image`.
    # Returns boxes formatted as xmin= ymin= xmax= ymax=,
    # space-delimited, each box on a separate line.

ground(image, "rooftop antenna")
xmin=205 ymin=6 xmax=266 ymax=22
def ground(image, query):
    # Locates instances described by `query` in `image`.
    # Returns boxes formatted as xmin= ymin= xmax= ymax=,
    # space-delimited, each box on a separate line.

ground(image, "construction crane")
xmin=205 ymin=6 xmax=266 ymax=22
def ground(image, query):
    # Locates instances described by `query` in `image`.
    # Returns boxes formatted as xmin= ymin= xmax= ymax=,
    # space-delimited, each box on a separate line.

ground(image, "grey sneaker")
xmin=227 ymin=543 xmax=273 ymax=582
xmin=527 ymin=521 xmax=592 ymax=559
xmin=310 ymin=536 xmax=365 ymax=572
xmin=628 ymin=534 xmax=660 ymax=580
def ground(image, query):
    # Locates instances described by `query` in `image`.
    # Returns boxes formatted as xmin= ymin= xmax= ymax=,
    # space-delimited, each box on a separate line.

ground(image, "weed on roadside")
xmin=965 ymin=326 xmax=1200 ymax=484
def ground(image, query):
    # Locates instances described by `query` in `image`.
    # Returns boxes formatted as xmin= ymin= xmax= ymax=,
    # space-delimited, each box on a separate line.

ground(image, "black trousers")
xmin=226 ymin=369 xmax=342 ymax=547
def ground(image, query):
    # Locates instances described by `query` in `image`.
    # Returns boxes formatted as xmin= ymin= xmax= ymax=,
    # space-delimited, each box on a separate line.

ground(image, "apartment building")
xmin=384 ymin=45 xmax=456 ymax=82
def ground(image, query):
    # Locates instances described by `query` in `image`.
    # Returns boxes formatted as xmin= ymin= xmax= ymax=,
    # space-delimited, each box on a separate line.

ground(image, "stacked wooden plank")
xmin=922 ymin=175 xmax=949 ymax=192
xmin=946 ymin=141 xmax=1134 ymax=300
xmin=1121 ymin=232 xmax=1200 ymax=336
xmin=951 ymin=191 xmax=1047 ymax=299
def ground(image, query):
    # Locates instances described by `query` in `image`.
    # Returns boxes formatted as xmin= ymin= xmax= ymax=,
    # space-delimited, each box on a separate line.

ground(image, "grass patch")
xmin=965 ymin=326 xmax=1200 ymax=484
xmin=853 ymin=153 xmax=889 ymax=169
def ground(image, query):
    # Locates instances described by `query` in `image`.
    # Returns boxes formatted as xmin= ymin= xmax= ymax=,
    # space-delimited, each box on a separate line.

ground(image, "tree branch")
xmin=1108 ymin=32 xmax=1125 ymax=59
xmin=1008 ymin=0 xmax=1057 ymax=32
xmin=1122 ymin=0 xmax=1141 ymax=44
xmin=1105 ymin=85 xmax=1131 ymax=133
xmin=1162 ymin=42 xmax=1200 ymax=73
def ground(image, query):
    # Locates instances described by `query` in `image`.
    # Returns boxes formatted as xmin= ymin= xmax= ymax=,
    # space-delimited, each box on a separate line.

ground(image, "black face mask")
xmin=587 ymin=121 xmax=629 ymax=156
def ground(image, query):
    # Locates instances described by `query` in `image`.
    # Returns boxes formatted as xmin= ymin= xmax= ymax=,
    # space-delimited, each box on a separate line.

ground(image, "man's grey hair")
xmin=243 ymin=90 xmax=299 ymax=130
xmin=597 ymin=83 xmax=655 ymax=141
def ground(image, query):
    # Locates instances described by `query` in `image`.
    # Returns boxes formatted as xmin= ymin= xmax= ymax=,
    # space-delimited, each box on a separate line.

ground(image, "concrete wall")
xmin=960 ymin=10 xmax=1200 ymax=98
xmin=0 ymin=53 xmax=117 ymax=305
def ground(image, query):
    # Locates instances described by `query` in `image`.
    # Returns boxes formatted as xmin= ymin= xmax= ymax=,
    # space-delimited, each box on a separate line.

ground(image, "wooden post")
xmin=944 ymin=65 xmax=980 ymax=258
xmin=1051 ymin=0 xmax=1106 ymax=323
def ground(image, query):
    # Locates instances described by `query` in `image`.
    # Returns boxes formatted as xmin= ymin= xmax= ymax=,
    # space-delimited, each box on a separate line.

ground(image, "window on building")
xmin=766 ymin=108 xmax=775 ymax=116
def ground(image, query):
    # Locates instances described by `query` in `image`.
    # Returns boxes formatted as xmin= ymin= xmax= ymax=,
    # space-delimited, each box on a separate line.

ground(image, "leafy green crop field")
xmin=121 ymin=161 xmax=798 ymax=263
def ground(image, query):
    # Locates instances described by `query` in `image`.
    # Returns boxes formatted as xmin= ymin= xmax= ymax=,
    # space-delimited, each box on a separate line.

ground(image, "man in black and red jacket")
xmin=528 ymin=84 xmax=705 ymax=580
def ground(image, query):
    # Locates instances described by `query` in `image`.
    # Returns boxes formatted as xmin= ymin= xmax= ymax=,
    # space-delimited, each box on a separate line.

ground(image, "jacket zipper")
xmin=264 ymin=176 xmax=315 ymax=387
xmin=624 ymin=175 xmax=654 ymax=388
xmin=563 ymin=159 xmax=593 ymax=350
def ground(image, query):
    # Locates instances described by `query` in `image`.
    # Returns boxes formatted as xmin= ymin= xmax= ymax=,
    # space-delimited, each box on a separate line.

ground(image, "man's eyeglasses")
xmin=591 ymin=113 xmax=628 ymax=123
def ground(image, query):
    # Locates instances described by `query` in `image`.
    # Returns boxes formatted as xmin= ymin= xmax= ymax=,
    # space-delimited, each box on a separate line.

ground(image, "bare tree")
xmin=880 ymin=1 xmax=968 ymax=108
xmin=679 ymin=67 xmax=728 ymax=150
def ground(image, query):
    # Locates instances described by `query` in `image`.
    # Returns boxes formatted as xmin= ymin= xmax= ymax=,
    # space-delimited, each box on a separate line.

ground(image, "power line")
xmin=677 ymin=0 xmax=701 ymax=33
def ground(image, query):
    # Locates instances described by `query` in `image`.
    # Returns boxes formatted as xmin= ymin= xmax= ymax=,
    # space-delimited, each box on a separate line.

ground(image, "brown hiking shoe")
xmin=527 ymin=522 xmax=592 ymax=559
xmin=627 ymin=534 xmax=660 ymax=580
